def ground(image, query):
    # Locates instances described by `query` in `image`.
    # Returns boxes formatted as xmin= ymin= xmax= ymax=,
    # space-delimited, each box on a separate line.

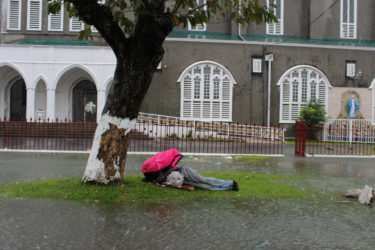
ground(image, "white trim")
xmin=70 ymin=17 xmax=84 ymax=32
xmin=188 ymin=0 xmax=207 ymax=32
xmin=48 ymin=2 xmax=64 ymax=32
xmin=340 ymin=0 xmax=357 ymax=39
xmin=3 ymin=38 xmax=375 ymax=52
xmin=177 ymin=61 xmax=236 ymax=122
xmin=277 ymin=65 xmax=330 ymax=123
xmin=266 ymin=0 xmax=283 ymax=35
xmin=368 ymin=78 xmax=375 ymax=89
xmin=177 ymin=61 xmax=237 ymax=84
xmin=252 ymin=58 xmax=262 ymax=73
xmin=7 ymin=0 xmax=21 ymax=30
xmin=53 ymin=64 xmax=99 ymax=90
xmin=276 ymin=65 xmax=332 ymax=88
xmin=306 ymin=154 xmax=375 ymax=158
xmin=27 ymin=0 xmax=42 ymax=31
xmin=165 ymin=37 xmax=375 ymax=51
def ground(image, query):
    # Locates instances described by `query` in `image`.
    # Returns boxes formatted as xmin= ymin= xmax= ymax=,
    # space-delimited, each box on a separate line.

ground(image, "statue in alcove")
xmin=348 ymin=96 xmax=359 ymax=118
xmin=337 ymin=90 xmax=363 ymax=119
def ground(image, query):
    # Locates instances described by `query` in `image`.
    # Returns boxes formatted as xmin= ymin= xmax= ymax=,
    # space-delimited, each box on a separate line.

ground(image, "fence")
xmin=295 ymin=120 xmax=375 ymax=156
xmin=0 ymin=117 xmax=285 ymax=155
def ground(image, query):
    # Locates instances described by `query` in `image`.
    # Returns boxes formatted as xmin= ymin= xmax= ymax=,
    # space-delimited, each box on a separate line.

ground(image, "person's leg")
xmin=179 ymin=166 xmax=237 ymax=191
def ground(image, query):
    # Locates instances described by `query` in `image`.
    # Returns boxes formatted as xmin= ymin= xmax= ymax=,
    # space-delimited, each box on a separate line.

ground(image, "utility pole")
xmin=265 ymin=54 xmax=274 ymax=127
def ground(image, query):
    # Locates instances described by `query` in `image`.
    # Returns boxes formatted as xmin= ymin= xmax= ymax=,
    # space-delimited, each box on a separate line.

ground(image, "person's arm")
xmin=154 ymin=166 xmax=175 ymax=184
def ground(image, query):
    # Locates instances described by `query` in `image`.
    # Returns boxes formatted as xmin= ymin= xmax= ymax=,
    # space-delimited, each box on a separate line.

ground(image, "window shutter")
xmin=182 ymin=76 xmax=192 ymax=119
xmin=282 ymin=104 xmax=290 ymax=121
xmin=279 ymin=67 xmax=328 ymax=123
xmin=27 ymin=0 xmax=42 ymax=31
xmin=373 ymin=88 xmax=375 ymax=125
xmin=202 ymin=102 xmax=211 ymax=119
xmin=222 ymin=78 xmax=230 ymax=101
xmin=183 ymin=101 xmax=191 ymax=119
xmin=318 ymin=81 xmax=326 ymax=104
xmin=180 ymin=62 xmax=234 ymax=121
xmin=266 ymin=0 xmax=283 ymax=35
xmin=346 ymin=63 xmax=355 ymax=77
xmin=291 ymin=104 xmax=299 ymax=120
xmin=212 ymin=102 xmax=220 ymax=119
xmin=8 ymin=0 xmax=21 ymax=30
xmin=70 ymin=17 xmax=84 ymax=32
xmin=252 ymin=59 xmax=262 ymax=73
xmin=222 ymin=102 xmax=230 ymax=119
xmin=183 ymin=76 xmax=192 ymax=99
xmin=341 ymin=0 xmax=356 ymax=39
xmin=348 ymin=23 xmax=355 ymax=38
xmin=48 ymin=4 xmax=63 ymax=31
xmin=281 ymin=83 xmax=290 ymax=121
xmin=188 ymin=0 xmax=207 ymax=31
xmin=193 ymin=101 xmax=201 ymax=119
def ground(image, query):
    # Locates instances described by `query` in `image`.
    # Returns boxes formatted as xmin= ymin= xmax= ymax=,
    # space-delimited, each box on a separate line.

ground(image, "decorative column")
xmin=26 ymin=87 xmax=35 ymax=121
xmin=46 ymin=88 xmax=56 ymax=121
xmin=96 ymin=89 xmax=106 ymax=122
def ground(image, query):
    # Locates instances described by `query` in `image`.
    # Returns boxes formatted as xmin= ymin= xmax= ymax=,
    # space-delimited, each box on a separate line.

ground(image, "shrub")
xmin=299 ymin=98 xmax=327 ymax=127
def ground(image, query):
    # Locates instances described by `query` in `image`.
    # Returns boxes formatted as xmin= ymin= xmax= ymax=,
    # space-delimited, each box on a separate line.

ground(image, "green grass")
xmin=0 ymin=173 xmax=313 ymax=204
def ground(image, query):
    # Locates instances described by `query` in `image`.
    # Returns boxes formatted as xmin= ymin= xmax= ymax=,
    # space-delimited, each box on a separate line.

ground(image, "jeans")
xmin=178 ymin=166 xmax=234 ymax=191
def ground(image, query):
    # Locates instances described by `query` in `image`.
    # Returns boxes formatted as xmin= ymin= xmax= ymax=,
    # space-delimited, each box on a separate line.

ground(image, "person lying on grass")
xmin=141 ymin=148 xmax=239 ymax=191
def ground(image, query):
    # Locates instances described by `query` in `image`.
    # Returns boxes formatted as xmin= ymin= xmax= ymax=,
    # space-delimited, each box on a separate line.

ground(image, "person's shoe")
xmin=232 ymin=180 xmax=239 ymax=191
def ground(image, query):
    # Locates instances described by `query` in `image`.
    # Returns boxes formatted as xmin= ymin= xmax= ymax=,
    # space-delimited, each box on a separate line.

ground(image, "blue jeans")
xmin=178 ymin=166 xmax=234 ymax=191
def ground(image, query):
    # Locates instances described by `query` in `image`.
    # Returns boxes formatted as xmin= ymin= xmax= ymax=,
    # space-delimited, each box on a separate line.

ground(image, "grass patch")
xmin=233 ymin=155 xmax=270 ymax=164
xmin=0 ymin=173 xmax=313 ymax=204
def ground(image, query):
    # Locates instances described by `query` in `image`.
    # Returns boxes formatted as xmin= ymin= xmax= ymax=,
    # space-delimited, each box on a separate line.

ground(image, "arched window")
xmin=10 ymin=78 xmax=26 ymax=120
xmin=178 ymin=61 xmax=236 ymax=122
xmin=277 ymin=66 xmax=330 ymax=123
xmin=72 ymin=80 xmax=97 ymax=121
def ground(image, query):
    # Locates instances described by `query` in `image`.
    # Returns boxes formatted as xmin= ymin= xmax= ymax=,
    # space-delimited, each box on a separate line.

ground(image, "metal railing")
xmin=323 ymin=119 xmax=375 ymax=144
xmin=0 ymin=116 xmax=285 ymax=155
xmin=295 ymin=120 xmax=375 ymax=156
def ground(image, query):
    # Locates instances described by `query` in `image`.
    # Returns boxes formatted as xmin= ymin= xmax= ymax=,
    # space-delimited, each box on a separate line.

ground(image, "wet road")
xmin=0 ymin=152 xmax=375 ymax=249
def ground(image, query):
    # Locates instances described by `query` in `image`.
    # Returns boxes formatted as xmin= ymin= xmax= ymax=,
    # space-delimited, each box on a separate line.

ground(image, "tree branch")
xmin=68 ymin=0 xmax=129 ymax=60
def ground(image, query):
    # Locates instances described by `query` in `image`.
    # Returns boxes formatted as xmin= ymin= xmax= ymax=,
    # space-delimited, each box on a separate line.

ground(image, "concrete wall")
xmin=328 ymin=87 xmax=372 ymax=120
xmin=140 ymin=39 xmax=375 ymax=135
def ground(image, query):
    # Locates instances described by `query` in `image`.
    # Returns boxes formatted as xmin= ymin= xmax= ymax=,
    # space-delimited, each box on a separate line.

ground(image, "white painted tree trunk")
xmin=82 ymin=112 xmax=136 ymax=184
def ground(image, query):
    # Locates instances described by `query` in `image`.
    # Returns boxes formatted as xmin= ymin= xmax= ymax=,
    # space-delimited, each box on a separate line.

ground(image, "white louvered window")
xmin=188 ymin=0 xmax=207 ymax=31
xmin=48 ymin=2 xmax=64 ymax=31
xmin=70 ymin=17 xmax=84 ymax=32
xmin=180 ymin=62 xmax=235 ymax=122
xmin=278 ymin=66 xmax=329 ymax=123
xmin=27 ymin=0 xmax=42 ymax=31
xmin=266 ymin=0 xmax=283 ymax=35
xmin=7 ymin=0 xmax=21 ymax=30
xmin=341 ymin=0 xmax=357 ymax=39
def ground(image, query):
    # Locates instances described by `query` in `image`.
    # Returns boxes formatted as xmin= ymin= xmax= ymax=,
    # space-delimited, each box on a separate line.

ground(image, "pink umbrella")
xmin=141 ymin=148 xmax=183 ymax=173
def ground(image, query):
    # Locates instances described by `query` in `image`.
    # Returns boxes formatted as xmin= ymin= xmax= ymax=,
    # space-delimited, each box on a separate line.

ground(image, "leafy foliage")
xmin=48 ymin=0 xmax=277 ymax=40
xmin=299 ymin=98 xmax=327 ymax=127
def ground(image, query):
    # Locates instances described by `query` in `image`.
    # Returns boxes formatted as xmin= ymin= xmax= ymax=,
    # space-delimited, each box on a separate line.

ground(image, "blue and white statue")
xmin=348 ymin=96 xmax=359 ymax=118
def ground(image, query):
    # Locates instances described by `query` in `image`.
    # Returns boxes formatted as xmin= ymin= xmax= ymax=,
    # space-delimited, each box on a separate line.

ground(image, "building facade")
xmin=1 ymin=0 xmax=375 ymax=136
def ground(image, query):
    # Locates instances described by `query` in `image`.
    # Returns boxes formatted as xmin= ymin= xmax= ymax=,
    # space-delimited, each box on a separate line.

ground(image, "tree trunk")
xmin=82 ymin=113 xmax=135 ymax=184
xmin=80 ymin=0 xmax=174 ymax=184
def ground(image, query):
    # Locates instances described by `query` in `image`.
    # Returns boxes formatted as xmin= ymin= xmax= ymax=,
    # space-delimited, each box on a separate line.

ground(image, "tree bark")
xmin=77 ymin=0 xmax=174 ymax=184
